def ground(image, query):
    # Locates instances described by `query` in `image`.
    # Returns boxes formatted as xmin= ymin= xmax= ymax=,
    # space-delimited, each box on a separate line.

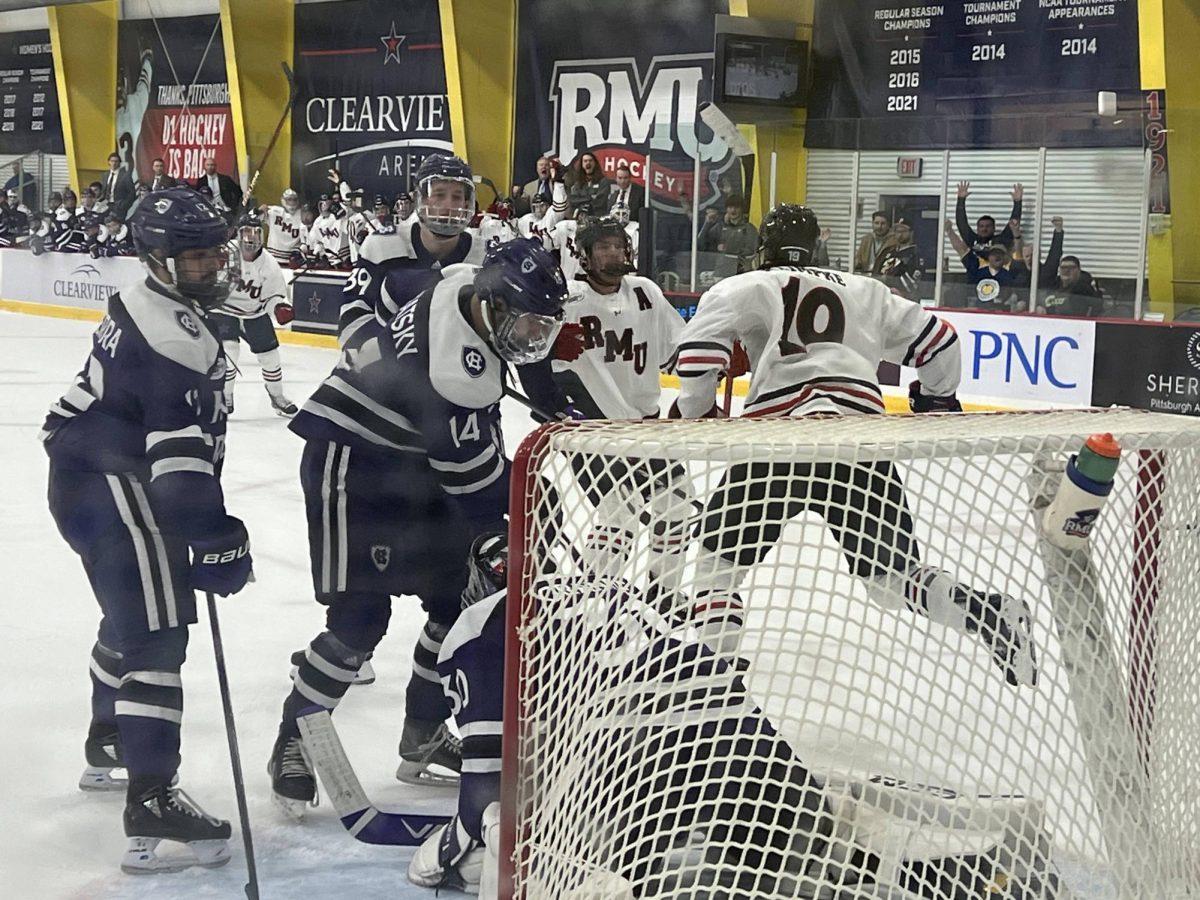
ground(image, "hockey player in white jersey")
xmin=211 ymin=209 xmax=298 ymax=416
xmin=675 ymin=204 xmax=1037 ymax=688
xmin=549 ymin=211 xmax=584 ymax=282
xmin=470 ymin=196 xmax=519 ymax=248
xmin=264 ymin=188 xmax=307 ymax=265
xmin=307 ymin=193 xmax=350 ymax=269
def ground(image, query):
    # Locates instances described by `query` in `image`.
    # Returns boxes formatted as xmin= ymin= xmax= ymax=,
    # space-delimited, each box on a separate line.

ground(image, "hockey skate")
xmin=121 ymin=783 xmax=231 ymax=874
xmin=396 ymin=719 xmax=461 ymax=786
xmin=267 ymin=389 xmax=298 ymax=417
xmin=268 ymin=732 xmax=318 ymax=820
xmin=289 ymin=649 xmax=374 ymax=685
xmin=79 ymin=724 xmax=125 ymax=792
xmin=958 ymin=588 xmax=1038 ymax=688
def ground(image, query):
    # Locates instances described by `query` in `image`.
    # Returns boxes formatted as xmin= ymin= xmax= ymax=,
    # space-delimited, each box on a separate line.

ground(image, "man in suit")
xmin=607 ymin=162 xmax=644 ymax=220
xmin=513 ymin=155 xmax=554 ymax=217
xmin=148 ymin=157 xmax=177 ymax=192
xmin=100 ymin=152 xmax=135 ymax=219
xmin=192 ymin=157 xmax=243 ymax=220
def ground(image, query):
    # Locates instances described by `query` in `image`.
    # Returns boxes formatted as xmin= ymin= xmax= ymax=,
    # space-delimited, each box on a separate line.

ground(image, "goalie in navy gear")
xmin=674 ymin=204 xmax=1036 ymax=689
xmin=268 ymin=238 xmax=568 ymax=816
xmin=40 ymin=186 xmax=252 ymax=874
xmin=210 ymin=208 xmax=298 ymax=416
xmin=338 ymin=153 xmax=487 ymax=348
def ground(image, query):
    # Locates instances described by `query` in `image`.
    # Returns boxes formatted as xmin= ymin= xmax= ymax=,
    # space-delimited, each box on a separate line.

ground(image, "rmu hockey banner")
xmin=513 ymin=0 xmax=733 ymax=210
xmin=0 ymin=30 xmax=63 ymax=154
xmin=292 ymin=0 xmax=452 ymax=204
xmin=115 ymin=15 xmax=236 ymax=184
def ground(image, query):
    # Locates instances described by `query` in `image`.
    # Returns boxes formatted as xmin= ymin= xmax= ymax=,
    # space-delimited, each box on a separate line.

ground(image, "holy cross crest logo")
xmin=371 ymin=544 xmax=391 ymax=572
xmin=462 ymin=346 xmax=486 ymax=378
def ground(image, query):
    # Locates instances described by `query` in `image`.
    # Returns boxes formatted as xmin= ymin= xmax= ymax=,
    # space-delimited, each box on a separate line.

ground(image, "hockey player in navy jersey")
xmin=41 ymin=186 xmax=253 ymax=874
xmin=211 ymin=208 xmax=298 ymax=416
xmin=268 ymin=238 xmax=568 ymax=817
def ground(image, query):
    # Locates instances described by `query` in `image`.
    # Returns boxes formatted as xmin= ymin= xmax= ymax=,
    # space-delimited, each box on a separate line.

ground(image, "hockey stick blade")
xmin=296 ymin=708 xmax=450 ymax=846
xmin=698 ymin=102 xmax=753 ymax=158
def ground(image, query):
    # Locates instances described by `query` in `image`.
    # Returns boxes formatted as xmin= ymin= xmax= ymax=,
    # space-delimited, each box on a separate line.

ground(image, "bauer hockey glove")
xmin=909 ymin=380 xmax=963 ymax=413
xmin=273 ymin=302 xmax=295 ymax=326
xmin=190 ymin=516 xmax=253 ymax=596
xmin=553 ymin=322 xmax=587 ymax=362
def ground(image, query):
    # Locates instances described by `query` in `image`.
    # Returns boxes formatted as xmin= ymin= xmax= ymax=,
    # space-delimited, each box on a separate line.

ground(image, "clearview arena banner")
xmin=115 ymin=15 xmax=236 ymax=184
xmin=0 ymin=30 xmax=63 ymax=154
xmin=292 ymin=0 xmax=452 ymax=204
xmin=513 ymin=0 xmax=734 ymax=211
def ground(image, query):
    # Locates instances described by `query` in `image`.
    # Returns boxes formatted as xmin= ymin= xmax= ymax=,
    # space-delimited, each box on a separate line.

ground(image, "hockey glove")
xmin=668 ymin=398 xmax=721 ymax=419
xmin=553 ymin=322 xmax=587 ymax=362
xmin=273 ymin=302 xmax=295 ymax=326
xmin=190 ymin=516 xmax=253 ymax=596
xmin=909 ymin=381 xmax=963 ymax=413
xmin=288 ymin=250 xmax=305 ymax=268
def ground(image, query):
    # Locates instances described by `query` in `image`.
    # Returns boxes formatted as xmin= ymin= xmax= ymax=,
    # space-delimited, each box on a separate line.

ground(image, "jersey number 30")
xmin=779 ymin=277 xmax=845 ymax=357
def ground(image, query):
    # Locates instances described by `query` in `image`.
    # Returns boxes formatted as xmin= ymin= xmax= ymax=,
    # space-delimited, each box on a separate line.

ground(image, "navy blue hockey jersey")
xmin=40 ymin=279 xmax=230 ymax=537
xmin=338 ymin=221 xmax=486 ymax=347
xmin=291 ymin=263 xmax=508 ymax=535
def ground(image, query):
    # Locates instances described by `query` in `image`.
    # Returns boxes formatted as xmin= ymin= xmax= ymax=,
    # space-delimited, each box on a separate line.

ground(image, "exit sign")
xmin=897 ymin=157 xmax=924 ymax=178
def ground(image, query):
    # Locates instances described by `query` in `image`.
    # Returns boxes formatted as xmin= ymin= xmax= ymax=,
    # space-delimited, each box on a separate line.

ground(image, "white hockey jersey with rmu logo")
xmin=675 ymin=267 xmax=960 ymax=418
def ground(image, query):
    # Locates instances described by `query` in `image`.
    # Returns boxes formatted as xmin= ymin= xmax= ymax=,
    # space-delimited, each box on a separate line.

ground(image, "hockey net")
xmin=501 ymin=409 xmax=1200 ymax=900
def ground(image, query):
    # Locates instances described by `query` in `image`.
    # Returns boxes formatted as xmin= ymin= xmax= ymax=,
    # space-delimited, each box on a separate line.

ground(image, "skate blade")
xmin=395 ymin=759 xmax=460 ymax=787
xmin=272 ymin=790 xmax=312 ymax=822
xmin=120 ymin=837 xmax=231 ymax=874
xmin=79 ymin=766 xmax=127 ymax=792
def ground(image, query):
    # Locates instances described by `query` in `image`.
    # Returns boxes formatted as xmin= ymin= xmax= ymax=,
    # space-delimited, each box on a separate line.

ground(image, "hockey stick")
xmin=245 ymin=61 xmax=297 ymax=201
xmin=698 ymin=102 xmax=756 ymax=206
xmin=296 ymin=708 xmax=451 ymax=846
xmin=205 ymin=593 xmax=259 ymax=900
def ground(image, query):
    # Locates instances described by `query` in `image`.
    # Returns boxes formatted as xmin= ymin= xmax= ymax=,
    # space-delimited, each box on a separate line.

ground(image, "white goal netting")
xmin=502 ymin=410 xmax=1200 ymax=900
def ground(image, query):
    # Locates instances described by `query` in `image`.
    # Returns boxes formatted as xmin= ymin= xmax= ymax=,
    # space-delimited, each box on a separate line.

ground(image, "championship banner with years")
xmin=292 ymin=0 xmax=452 ymax=205
xmin=115 ymin=15 xmax=236 ymax=184
xmin=0 ymin=30 xmax=63 ymax=155
xmin=512 ymin=0 xmax=735 ymax=211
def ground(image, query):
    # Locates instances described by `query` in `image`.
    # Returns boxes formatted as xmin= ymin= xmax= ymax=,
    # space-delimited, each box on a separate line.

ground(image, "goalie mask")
xmin=474 ymin=238 xmax=568 ymax=364
xmin=415 ymin=153 xmax=475 ymax=237
xmin=128 ymin=186 xmax=239 ymax=309
xmin=577 ymin=215 xmax=633 ymax=282
xmin=757 ymin=203 xmax=820 ymax=270
xmin=462 ymin=532 xmax=508 ymax=609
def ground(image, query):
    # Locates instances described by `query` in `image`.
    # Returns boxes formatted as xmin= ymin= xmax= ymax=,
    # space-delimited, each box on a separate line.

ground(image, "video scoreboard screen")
xmin=0 ymin=30 xmax=62 ymax=155
xmin=811 ymin=1 xmax=1141 ymax=121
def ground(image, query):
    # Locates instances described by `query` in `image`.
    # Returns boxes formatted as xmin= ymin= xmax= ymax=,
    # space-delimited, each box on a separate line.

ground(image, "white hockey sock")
xmin=583 ymin=524 xmax=635 ymax=579
xmin=692 ymin=549 xmax=747 ymax=658
xmin=866 ymin=564 xmax=970 ymax=634
xmin=258 ymin=348 xmax=284 ymax=397
xmin=222 ymin=340 xmax=239 ymax=399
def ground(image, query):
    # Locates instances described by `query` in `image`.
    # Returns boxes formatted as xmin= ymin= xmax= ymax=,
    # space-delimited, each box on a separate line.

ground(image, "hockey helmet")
xmin=415 ymin=153 xmax=475 ymax=236
xmin=756 ymin=203 xmax=820 ymax=269
xmin=373 ymin=193 xmax=391 ymax=217
xmin=473 ymin=238 xmax=568 ymax=364
xmin=128 ymin=186 xmax=239 ymax=308
xmin=577 ymin=215 xmax=632 ymax=280
xmin=237 ymin=207 xmax=265 ymax=256
xmin=281 ymin=188 xmax=300 ymax=212
xmin=317 ymin=193 xmax=334 ymax=215
xmin=461 ymin=532 xmax=508 ymax=609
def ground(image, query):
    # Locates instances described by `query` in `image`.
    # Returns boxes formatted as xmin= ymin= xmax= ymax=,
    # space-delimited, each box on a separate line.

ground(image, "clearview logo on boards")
xmin=548 ymin=54 xmax=737 ymax=207
xmin=52 ymin=262 xmax=119 ymax=303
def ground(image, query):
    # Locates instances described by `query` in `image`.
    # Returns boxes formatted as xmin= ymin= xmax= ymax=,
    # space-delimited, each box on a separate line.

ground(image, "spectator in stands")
xmin=148 ymin=157 xmax=177 ymax=191
xmin=1040 ymin=255 xmax=1105 ymax=318
xmin=955 ymin=181 xmax=1022 ymax=258
xmin=717 ymin=194 xmax=758 ymax=274
xmin=946 ymin=217 xmax=1017 ymax=311
xmin=696 ymin=206 xmax=722 ymax=252
xmin=854 ymin=211 xmax=896 ymax=274
xmin=514 ymin=155 xmax=554 ymax=217
xmin=607 ymin=163 xmax=644 ymax=220
xmin=567 ymin=151 xmax=611 ymax=217
xmin=192 ymin=157 xmax=243 ymax=220
xmin=874 ymin=217 xmax=924 ymax=300
xmin=100 ymin=151 xmax=135 ymax=218
xmin=90 ymin=213 xmax=135 ymax=257
xmin=813 ymin=227 xmax=833 ymax=268
xmin=1010 ymin=217 xmax=1064 ymax=291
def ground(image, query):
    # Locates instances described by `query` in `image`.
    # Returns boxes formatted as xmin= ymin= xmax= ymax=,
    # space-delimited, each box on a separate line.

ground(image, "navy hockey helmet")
xmin=128 ymin=186 xmax=239 ymax=308
xmin=577 ymin=215 xmax=633 ymax=280
xmin=373 ymin=193 xmax=391 ymax=216
xmin=473 ymin=238 xmax=568 ymax=364
xmin=461 ymin=532 xmax=508 ymax=609
xmin=415 ymin=153 xmax=475 ymax=236
xmin=237 ymin=207 xmax=265 ymax=256
xmin=757 ymin=203 xmax=820 ymax=269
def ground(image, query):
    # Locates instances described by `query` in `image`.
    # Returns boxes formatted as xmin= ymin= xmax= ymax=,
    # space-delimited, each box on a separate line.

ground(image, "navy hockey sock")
xmin=114 ymin=628 xmax=188 ymax=786
xmin=281 ymin=631 xmax=370 ymax=738
xmin=89 ymin=640 xmax=123 ymax=726
xmin=404 ymin=620 xmax=452 ymax=721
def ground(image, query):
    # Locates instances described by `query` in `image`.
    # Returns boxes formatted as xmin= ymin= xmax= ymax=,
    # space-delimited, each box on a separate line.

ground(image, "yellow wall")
xmin=221 ymin=0 xmax=294 ymax=204
xmin=48 ymin=1 xmax=118 ymax=195
xmin=1160 ymin=0 xmax=1200 ymax=310
xmin=439 ymin=0 xmax=517 ymax=195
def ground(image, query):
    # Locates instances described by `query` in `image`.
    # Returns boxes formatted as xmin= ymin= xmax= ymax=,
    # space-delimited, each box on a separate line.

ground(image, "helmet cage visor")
xmin=484 ymin=298 xmax=563 ymax=365
xmin=148 ymin=244 xmax=239 ymax=308
xmin=416 ymin=175 xmax=475 ymax=236
xmin=238 ymin=225 xmax=263 ymax=255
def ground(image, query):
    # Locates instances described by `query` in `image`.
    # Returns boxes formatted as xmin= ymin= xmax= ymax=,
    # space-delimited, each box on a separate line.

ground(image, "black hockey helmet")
xmin=577 ymin=215 xmax=632 ymax=278
xmin=756 ymin=203 xmax=820 ymax=269
xmin=461 ymin=532 xmax=508 ymax=609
